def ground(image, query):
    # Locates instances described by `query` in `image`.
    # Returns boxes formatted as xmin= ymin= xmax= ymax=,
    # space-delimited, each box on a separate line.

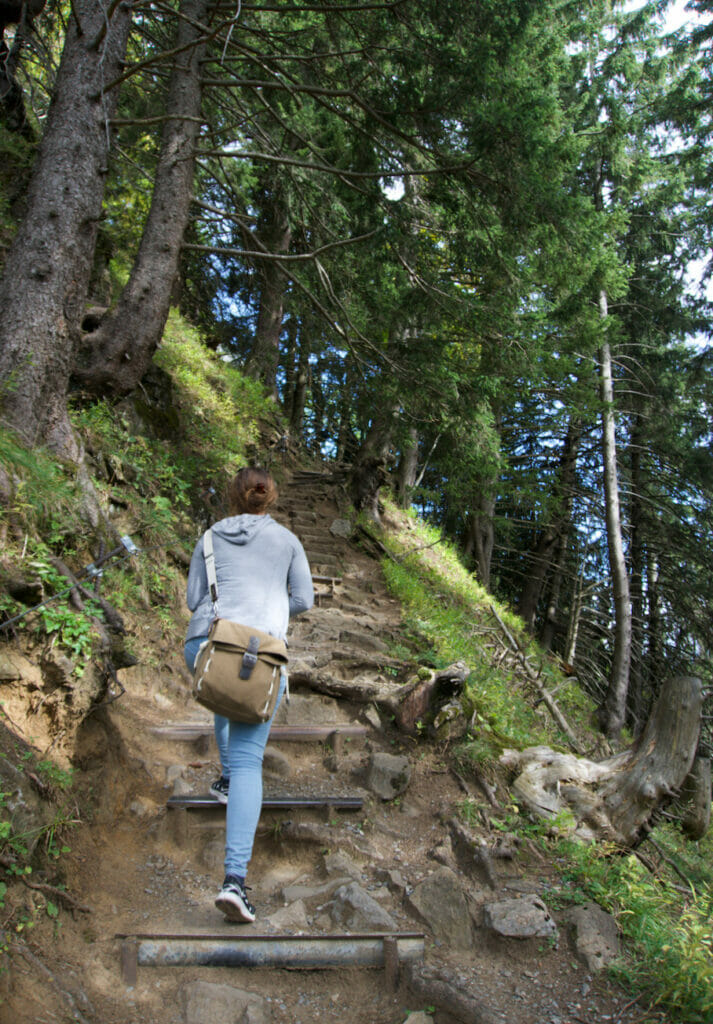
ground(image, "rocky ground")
xmin=0 ymin=473 xmax=666 ymax=1024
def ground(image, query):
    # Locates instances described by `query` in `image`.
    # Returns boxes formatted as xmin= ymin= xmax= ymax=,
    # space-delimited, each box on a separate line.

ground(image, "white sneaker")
xmin=215 ymin=877 xmax=256 ymax=923
xmin=209 ymin=776 xmax=229 ymax=804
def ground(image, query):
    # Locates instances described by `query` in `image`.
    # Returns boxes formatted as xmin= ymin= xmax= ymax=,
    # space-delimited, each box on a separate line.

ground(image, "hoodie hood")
xmin=211 ymin=513 xmax=273 ymax=546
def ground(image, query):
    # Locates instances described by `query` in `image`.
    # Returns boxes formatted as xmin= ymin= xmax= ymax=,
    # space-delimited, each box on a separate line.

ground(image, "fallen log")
xmin=290 ymin=661 xmax=470 ymax=736
xmin=501 ymin=675 xmax=704 ymax=846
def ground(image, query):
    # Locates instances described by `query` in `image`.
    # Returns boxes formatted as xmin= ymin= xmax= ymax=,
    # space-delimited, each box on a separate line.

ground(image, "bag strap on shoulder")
xmin=203 ymin=528 xmax=219 ymax=615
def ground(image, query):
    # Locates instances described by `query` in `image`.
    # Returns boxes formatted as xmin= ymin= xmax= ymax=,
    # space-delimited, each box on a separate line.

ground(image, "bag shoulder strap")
xmin=203 ymin=528 xmax=219 ymax=611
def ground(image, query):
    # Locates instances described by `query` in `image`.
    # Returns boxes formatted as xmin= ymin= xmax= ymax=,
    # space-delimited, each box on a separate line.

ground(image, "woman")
xmin=184 ymin=466 xmax=314 ymax=922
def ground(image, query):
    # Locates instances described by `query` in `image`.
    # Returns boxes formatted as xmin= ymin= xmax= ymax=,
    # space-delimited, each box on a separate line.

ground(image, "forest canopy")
xmin=0 ymin=0 xmax=712 ymax=740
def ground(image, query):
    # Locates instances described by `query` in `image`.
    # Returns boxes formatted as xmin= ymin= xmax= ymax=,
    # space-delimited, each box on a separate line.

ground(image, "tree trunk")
xmin=0 ymin=0 xmax=132 ymax=457
xmin=73 ymin=0 xmax=209 ymax=397
xmin=518 ymin=419 xmax=579 ymax=630
xmin=646 ymin=553 xmax=663 ymax=692
xmin=502 ymin=675 xmax=704 ymax=846
xmin=395 ymin=426 xmax=419 ymax=508
xmin=597 ymin=291 xmax=632 ymax=737
xmin=245 ymin=178 xmax=291 ymax=394
xmin=628 ymin=410 xmax=645 ymax=733
xmin=679 ymin=757 xmax=711 ymax=841
xmin=289 ymin=324 xmax=310 ymax=436
xmin=348 ymin=402 xmax=397 ymax=522
xmin=539 ymin=528 xmax=568 ymax=652
xmin=464 ymin=493 xmax=495 ymax=590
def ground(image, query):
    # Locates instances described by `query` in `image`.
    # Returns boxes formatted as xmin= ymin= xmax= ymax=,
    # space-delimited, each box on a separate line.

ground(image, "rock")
xmin=362 ymin=705 xmax=384 ymax=731
xmin=182 ymin=981 xmax=265 ymax=1024
xmin=483 ymin=894 xmax=558 ymax=941
xmin=329 ymin=881 xmax=398 ymax=931
xmin=165 ymin=765 xmax=184 ymax=784
xmin=374 ymin=867 xmax=408 ymax=899
xmin=281 ymin=876 xmax=352 ymax=903
xmin=172 ymin=777 xmax=192 ymax=796
xmin=129 ymin=797 xmax=160 ymax=818
xmin=401 ymin=1014 xmax=434 ymax=1024
xmin=406 ymin=866 xmax=474 ymax=949
xmin=266 ymin=899 xmax=310 ymax=932
xmin=0 ymin=651 xmax=36 ymax=682
xmin=404 ymin=961 xmax=500 ymax=1024
xmin=339 ymin=629 xmax=389 ymax=653
xmin=561 ymin=901 xmax=620 ymax=971
xmin=323 ymin=850 xmax=362 ymax=880
xmin=263 ymin=746 xmax=291 ymax=777
xmin=329 ymin=518 xmax=352 ymax=538
xmin=364 ymin=752 xmax=411 ymax=800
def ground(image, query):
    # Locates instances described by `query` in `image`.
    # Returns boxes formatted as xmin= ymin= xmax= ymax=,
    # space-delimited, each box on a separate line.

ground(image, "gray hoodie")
xmin=185 ymin=514 xmax=314 ymax=643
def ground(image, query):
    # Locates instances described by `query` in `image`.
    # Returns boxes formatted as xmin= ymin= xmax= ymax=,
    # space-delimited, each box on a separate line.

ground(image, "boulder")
xmin=182 ymin=981 xmax=265 ymax=1024
xmin=483 ymin=894 xmax=558 ymax=941
xmin=561 ymin=901 xmax=620 ymax=971
xmin=329 ymin=881 xmax=398 ymax=931
xmin=364 ymin=752 xmax=411 ymax=800
xmin=406 ymin=866 xmax=474 ymax=949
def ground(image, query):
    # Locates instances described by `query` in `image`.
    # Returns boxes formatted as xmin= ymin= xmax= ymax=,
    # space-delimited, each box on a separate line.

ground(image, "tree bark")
xmin=245 ymin=176 xmax=291 ymax=394
xmin=502 ymin=675 xmax=704 ymax=846
xmin=518 ymin=419 xmax=579 ymax=631
xmin=628 ymin=409 xmax=645 ymax=732
xmin=0 ymin=0 xmax=132 ymax=457
xmin=289 ymin=323 xmax=310 ymax=436
xmin=394 ymin=426 xmax=419 ymax=508
xmin=73 ymin=0 xmax=210 ymax=397
xmin=597 ymin=291 xmax=632 ymax=737
xmin=679 ymin=757 xmax=711 ymax=841
xmin=348 ymin=401 xmax=397 ymax=522
xmin=464 ymin=492 xmax=495 ymax=590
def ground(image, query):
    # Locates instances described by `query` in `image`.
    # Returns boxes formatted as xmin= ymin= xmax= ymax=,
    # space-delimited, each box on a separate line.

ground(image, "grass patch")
xmin=375 ymin=499 xmax=593 ymax=753
xmin=555 ymin=829 xmax=713 ymax=1023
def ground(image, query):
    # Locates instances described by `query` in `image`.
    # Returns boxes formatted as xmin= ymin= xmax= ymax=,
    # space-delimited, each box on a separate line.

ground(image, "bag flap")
xmin=209 ymin=618 xmax=288 ymax=661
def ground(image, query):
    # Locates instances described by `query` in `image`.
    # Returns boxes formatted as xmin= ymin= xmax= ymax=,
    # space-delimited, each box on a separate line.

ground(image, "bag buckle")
xmin=239 ymin=636 xmax=260 ymax=679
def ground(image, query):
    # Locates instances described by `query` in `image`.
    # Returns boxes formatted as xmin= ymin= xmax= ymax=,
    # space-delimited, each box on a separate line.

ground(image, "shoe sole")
xmin=215 ymin=892 xmax=255 ymax=923
xmin=210 ymin=790 xmax=228 ymax=805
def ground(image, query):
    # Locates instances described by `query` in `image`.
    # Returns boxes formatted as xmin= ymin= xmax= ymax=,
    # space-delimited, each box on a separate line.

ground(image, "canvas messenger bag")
xmin=191 ymin=529 xmax=288 ymax=723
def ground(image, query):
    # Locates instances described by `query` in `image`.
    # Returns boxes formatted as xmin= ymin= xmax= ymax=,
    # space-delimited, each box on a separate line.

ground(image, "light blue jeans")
xmin=185 ymin=636 xmax=286 ymax=880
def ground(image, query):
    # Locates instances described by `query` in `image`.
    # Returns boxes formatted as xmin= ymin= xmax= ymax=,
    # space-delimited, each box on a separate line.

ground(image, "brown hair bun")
xmin=228 ymin=467 xmax=278 ymax=515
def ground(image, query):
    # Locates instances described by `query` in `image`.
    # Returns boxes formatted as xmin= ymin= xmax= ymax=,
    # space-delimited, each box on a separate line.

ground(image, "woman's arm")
xmin=288 ymin=539 xmax=314 ymax=616
xmin=186 ymin=536 xmax=209 ymax=611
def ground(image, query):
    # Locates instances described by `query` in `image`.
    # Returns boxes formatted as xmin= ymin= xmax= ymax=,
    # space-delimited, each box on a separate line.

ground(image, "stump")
xmin=501 ymin=676 xmax=705 ymax=846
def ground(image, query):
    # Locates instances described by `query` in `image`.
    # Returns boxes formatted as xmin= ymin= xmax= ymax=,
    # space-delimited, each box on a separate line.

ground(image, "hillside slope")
xmin=0 ymin=467 xmax=646 ymax=1024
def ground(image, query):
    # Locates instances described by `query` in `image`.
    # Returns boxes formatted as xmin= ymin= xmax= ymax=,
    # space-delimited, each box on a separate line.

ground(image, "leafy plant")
xmin=555 ymin=836 xmax=713 ymax=1023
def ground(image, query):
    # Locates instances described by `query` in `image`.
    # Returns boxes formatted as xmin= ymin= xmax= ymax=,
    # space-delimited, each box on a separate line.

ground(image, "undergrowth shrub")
xmin=556 ymin=833 xmax=713 ymax=1023
xmin=0 ymin=429 xmax=85 ymax=544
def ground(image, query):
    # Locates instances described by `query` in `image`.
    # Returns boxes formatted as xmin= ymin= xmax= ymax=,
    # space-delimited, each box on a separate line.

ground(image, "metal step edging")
xmin=117 ymin=931 xmax=424 ymax=985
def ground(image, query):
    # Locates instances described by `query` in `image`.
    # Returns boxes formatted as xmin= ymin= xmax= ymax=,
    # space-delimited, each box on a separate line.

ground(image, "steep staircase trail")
xmin=5 ymin=472 xmax=645 ymax=1024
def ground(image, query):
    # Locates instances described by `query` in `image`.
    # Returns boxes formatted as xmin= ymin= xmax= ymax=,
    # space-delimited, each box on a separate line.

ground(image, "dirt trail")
xmin=1 ymin=473 xmax=647 ymax=1024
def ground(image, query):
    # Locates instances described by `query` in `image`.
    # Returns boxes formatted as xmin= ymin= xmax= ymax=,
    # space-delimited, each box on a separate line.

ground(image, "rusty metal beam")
xmin=166 ymin=794 xmax=363 ymax=811
xmin=117 ymin=931 xmax=424 ymax=981
xmin=153 ymin=723 xmax=367 ymax=742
